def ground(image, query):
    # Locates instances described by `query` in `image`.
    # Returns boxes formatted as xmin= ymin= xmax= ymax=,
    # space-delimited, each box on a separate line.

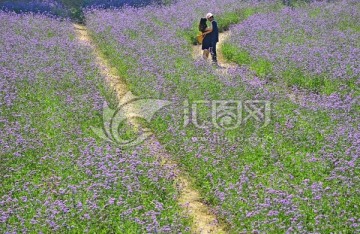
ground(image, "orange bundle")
xmin=196 ymin=33 xmax=204 ymax=44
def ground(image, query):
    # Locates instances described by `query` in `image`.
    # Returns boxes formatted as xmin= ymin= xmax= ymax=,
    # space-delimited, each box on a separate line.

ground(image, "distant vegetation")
xmin=0 ymin=0 xmax=172 ymax=22
xmin=0 ymin=0 xmax=338 ymax=22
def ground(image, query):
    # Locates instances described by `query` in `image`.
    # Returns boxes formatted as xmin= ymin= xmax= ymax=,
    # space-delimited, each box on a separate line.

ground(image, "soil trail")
xmin=192 ymin=31 xmax=237 ymax=72
xmin=74 ymin=24 xmax=226 ymax=234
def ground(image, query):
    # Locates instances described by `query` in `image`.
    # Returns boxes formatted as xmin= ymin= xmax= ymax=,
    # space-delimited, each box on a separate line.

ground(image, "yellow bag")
xmin=196 ymin=33 xmax=204 ymax=44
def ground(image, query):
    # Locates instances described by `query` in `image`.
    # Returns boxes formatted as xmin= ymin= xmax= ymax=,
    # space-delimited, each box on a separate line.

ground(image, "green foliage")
xmin=338 ymin=19 xmax=360 ymax=32
xmin=282 ymin=68 xmax=343 ymax=94
xmin=91 ymin=31 xmax=132 ymax=82
xmin=250 ymin=58 xmax=273 ymax=78
xmin=222 ymin=43 xmax=273 ymax=77
xmin=222 ymin=43 xmax=251 ymax=64
xmin=218 ymin=8 xmax=256 ymax=31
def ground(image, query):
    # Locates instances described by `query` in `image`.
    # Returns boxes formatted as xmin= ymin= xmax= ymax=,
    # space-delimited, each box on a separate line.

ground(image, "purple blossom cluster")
xmin=85 ymin=0 xmax=359 ymax=232
xmin=0 ymin=12 xmax=189 ymax=232
xmin=221 ymin=4 xmax=360 ymax=229
xmin=228 ymin=0 xmax=360 ymax=89
xmin=0 ymin=11 xmax=103 ymax=156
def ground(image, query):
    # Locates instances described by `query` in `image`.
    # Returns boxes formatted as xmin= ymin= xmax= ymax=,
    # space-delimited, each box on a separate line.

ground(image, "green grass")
xmin=222 ymin=43 xmax=273 ymax=77
xmin=338 ymin=19 xmax=360 ymax=33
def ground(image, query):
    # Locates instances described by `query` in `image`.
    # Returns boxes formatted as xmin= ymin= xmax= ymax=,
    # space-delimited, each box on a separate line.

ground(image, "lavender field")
xmin=0 ymin=12 xmax=189 ymax=233
xmin=223 ymin=0 xmax=360 ymax=94
xmin=1 ymin=0 xmax=360 ymax=233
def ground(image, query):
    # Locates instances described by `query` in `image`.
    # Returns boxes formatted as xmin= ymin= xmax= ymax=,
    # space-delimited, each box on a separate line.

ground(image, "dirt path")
xmin=74 ymin=24 xmax=226 ymax=234
xmin=192 ymin=30 xmax=237 ymax=72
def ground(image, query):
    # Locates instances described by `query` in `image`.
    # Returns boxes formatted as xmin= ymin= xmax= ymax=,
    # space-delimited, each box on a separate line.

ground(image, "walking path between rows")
xmin=73 ymin=23 xmax=227 ymax=234
xmin=192 ymin=31 xmax=237 ymax=72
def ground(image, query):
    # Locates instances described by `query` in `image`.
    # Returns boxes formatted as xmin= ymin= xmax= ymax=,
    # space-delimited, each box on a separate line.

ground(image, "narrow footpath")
xmin=74 ymin=24 xmax=226 ymax=234
xmin=192 ymin=31 xmax=237 ymax=72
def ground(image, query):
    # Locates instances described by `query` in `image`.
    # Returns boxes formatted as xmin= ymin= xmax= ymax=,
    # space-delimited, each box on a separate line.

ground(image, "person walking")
xmin=205 ymin=12 xmax=219 ymax=65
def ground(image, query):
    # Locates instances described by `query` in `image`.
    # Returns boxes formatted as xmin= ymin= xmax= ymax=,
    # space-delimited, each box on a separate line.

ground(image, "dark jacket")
xmin=209 ymin=20 xmax=219 ymax=43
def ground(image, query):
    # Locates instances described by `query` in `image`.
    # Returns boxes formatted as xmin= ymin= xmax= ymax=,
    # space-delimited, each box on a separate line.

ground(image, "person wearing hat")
xmin=203 ymin=12 xmax=219 ymax=65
